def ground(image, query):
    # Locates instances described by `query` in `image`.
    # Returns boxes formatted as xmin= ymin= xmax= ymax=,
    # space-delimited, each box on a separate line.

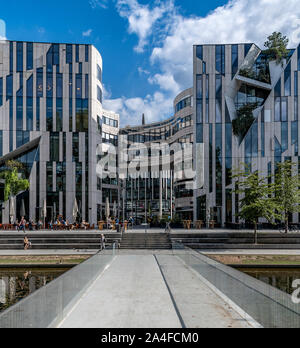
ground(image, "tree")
xmin=274 ymin=161 xmax=300 ymax=233
xmin=0 ymin=161 xmax=29 ymax=202
xmin=263 ymin=32 xmax=289 ymax=65
xmin=233 ymin=165 xmax=281 ymax=244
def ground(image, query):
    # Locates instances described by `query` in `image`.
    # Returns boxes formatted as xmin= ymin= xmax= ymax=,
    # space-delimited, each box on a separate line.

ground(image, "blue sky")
xmin=1 ymin=0 xmax=300 ymax=126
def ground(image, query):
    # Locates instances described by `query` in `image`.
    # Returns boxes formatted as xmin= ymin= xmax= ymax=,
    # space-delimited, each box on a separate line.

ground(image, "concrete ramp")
xmin=59 ymin=254 xmax=250 ymax=328
xmin=59 ymin=255 xmax=181 ymax=328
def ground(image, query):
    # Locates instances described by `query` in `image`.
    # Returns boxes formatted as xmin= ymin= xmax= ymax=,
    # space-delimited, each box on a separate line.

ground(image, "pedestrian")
xmin=19 ymin=216 xmax=26 ymax=233
xmin=100 ymin=233 xmax=106 ymax=250
xmin=23 ymin=236 xmax=32 ymax=250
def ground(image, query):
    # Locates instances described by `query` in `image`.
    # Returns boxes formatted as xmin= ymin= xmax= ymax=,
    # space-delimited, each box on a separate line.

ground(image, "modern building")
xmin=120 ymin=41 xmax=300 ymax=227
xmin=193 ymin=43 xmax=300 ymax=227
xmin=1 ymin=39 xmax=300 ymax=228
xmin=0 ymin=40 xmax=104 ymax=224
xmin=119 ymin=88 xmax=194 ymax=223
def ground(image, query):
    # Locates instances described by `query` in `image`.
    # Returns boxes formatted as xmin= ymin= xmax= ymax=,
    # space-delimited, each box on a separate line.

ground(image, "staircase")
xmin=120 ymin=233 xmax=171 ymax=250
xmin=0 ymin=232 xmax=121 ymax=250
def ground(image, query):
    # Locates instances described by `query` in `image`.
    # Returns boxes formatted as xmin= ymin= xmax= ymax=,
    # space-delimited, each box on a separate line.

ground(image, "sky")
xmin=1 ymin=0 xmax=300 ymax=126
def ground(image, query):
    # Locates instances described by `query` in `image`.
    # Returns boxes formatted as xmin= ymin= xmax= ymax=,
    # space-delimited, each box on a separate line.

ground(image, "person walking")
xmin=19 ymin=216 xmax=26 ymax=233
xmin=100 ymin=233 xmax=106 ymax=251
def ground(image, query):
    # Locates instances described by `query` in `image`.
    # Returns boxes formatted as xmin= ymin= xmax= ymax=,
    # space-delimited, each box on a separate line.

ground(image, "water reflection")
xmin=239 ymin=268 xmax=300 ymax=295
xmin=0 ymin=268 xmax=69 ymax=312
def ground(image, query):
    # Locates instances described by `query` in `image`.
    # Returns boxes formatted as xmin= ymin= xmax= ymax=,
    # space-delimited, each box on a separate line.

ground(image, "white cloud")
xmin=89 ymin=0 xmax=109 ymax=9
xmin=138 ymin=67 xmax=150 ymax=76
xmin=106 ymin=0 xmax=300 ymax=127
xmin=103 ymin=92 xmax=173 ymax=127
xmin=0 ymin=19 xmax=6 ymax=40
xmin=116 ymin=0 xmax=174 ymax=53
xmin=82 ymin=29 xmax=93 ymax=37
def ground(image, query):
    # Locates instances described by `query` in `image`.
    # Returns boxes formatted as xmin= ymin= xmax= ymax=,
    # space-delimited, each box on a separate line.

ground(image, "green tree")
xmin=263 ymin=32 xmax=289 ymax=65
xmin=233 ymin=165 xmax=281 ymax=244
xmin=274 ymin=161 xmax=300 ymax=234
xmin=0 ymin=161 xmax=29 ymax=202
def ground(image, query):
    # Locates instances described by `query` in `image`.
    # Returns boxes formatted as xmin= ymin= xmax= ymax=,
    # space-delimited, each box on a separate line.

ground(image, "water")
xmin=238 ymin=267 xmax=300 ymax=295
xmin=0 ymin=267 xmax=69 ymax=312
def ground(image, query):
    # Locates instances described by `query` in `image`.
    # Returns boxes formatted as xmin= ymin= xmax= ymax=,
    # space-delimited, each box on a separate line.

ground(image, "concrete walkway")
xmin=59 ymin=253 xmax=251 ymax=328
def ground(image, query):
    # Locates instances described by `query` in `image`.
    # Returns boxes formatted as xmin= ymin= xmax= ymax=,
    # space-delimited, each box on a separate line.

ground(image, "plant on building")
xmin=263 ymin=32 xmax=289 ymax=65
xmin=0 ymin=160 xmax=29 ymax=202
xmin=232 ymin=102 xmax=258 ymax=139
xmin=232 ymin=165 xmax=281 ymax=244
xmin=274 ymin=161 xmax=300 ymax=234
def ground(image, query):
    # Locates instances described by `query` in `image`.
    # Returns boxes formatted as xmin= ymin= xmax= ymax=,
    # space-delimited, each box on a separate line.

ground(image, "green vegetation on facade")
xmin=0 ymin=160 xmax=29 ymax=202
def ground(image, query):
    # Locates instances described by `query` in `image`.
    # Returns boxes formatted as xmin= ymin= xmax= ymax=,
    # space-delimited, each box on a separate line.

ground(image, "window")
xmin=26 ymin=42 xmax=33 ymax=70
xmin=46 ymin=73 xmax=53 ymax=98
xmin=26 ymin=75 xmax=33 ymax=97
xmin=196 ymin=75 xmax=203 ymax=99
xmin=175 ymin=97 xmax=191 ymax=113
xmin=85 ymin=45 xmax=89 ymax=62
xmin=275 ymin=97 xmax=288 ymax=122
xmin=76 ymin=74 xmax=82 ymax=98
xmin=56 ymin=73 xmax=63 ymax=98
xmin=284 ymin=62 xmax=291 ymax=96
xmin=97 ymin=64 xmax=102 ymax=83
xmin=27 ymin=97 xmax=33 ymax=131
xmin=85 ymin=74 xmax=89 ymax=98
xmin=97 ymin=86 xmax=102 ymax=103
xmin=66 ymin=44 xmax=73 ymax=64
xmin=9 ymin=42 xmax=13 ymax=73
xmin=36 ymin=68 xmax=43 ymax=97
xmin=196 ymin=45 xmax=203 ymax=60
xmin=0 ymin=78 xmax=2 ymax=106
xmin=16 ymin=42 xmax=23 ymax=72
xmin=6 ymin=75 xmax=13 ymax=97
xmin=216 ymin=45 xmax=225 ymax=75
xmin=76 ymin=45 xmax=80 ymax=62
xmin=231 ymin=45 xmax=238 ymax=79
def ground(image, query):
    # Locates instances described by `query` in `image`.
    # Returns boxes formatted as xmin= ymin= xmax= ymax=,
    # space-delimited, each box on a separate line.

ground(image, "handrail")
xmin=0 ymin=246 xmax=116 ymax=328
xmin=172 ymin=241 xmax=300 ymax=328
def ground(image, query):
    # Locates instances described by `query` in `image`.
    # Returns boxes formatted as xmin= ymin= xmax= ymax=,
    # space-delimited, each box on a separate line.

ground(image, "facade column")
xmin=159 ymin=172 xmax=162 ymax=219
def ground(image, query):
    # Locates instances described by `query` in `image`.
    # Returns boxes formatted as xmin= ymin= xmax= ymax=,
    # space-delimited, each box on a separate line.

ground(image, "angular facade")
xmin=119 ymin=88 xmax=194 ymax=223
xmin=0 ymin=41 xmax=104 ymax=224
xmin=194 ymin=43 xmax=300 ymax=227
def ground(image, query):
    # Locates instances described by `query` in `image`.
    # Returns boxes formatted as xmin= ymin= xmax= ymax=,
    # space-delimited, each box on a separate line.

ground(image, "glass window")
xmin=281 ymin=122 xmax=288 ymax=153
xmin=9 ymin=42 xmax=13 ymax=73
xmin=85 ymin=45 xmax=89 ymax=62
xmin=53 ymin=44 xmax=59 ymax=66
xmin=16 ymin=42 xmax=23 ymax=72
xmin=281 ymin=97 xmax=288 ymax=122
xmin=36 ymin=68 xmax=43 ymax=97
xmin=26 ymin=42 xmax=33 ymax=70
xmin=196 ymin=100 xmax=203 ymax=123
xmin=26 ymin=97 xmax=33 ymax=131
xmin=0 ymin=77 xmax=2 ymax=106
xmin=216 ymin=100 xmax=222 ymax=123
xmin=46 ymin=98 xmax=53 ymax=131
xmin=231 ymin=44 xmax=238 ymax=79
xmin=76 ymin=74 xmax=82 ymax=98
xmin=97 ymin=85 xmax=102 ymax=103
xmin=196 ymin=75 xmax=203 ymax=99
xmin=56 ymin=73 xmax=63 ymax=98
xmin=66 ymin=44 xmax=73 ymax=64
xmin=216 ymin=45 xmax=225 ymax=75
xmin=97 ymin=64 xmax=102 ymax=83
xmin=16 ymin=96 xmax=23 ymax=130
xmin=196 ymin=45 xmax=203 ymax=60
xmin=275 ymin=97 xmax=281 ymax=122
xmin=85 ymin=74 xmax=89 ymax=99
xmin=46 ymin=73 xmax=53 ymax=98
xmin=76 ymin=45 xmax=80 ymax=62
xmin=6 ymin=75 xmax=13 ymax=97
xmin=26 ymin=75 xmax=33 ymax=97
xmin=284 ymin=62 xmax=291 ymax=96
